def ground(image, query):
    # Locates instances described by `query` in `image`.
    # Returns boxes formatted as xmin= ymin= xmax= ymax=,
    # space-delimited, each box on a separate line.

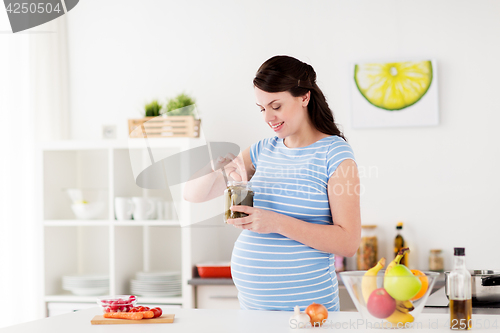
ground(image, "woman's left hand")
xmin=226 ymin=206 xmax=279 ymax=234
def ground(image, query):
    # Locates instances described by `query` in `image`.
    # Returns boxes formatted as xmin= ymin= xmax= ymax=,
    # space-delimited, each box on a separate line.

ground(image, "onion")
xmin=305 ymin=302 xmax=328 ymax=326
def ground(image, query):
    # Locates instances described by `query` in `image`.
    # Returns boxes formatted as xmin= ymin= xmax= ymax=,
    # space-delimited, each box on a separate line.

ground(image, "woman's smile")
xmin=269 ymin=121 xmax=284 ymax=131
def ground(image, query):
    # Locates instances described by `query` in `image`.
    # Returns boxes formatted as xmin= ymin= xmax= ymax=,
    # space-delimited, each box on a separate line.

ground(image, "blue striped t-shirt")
xmin=230 ymin=135 xmax=356 ymax=311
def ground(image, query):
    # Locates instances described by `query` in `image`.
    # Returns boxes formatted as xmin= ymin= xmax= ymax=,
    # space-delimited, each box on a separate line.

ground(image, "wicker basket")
xmin=128 ymin=116 xmax=201 ymax=138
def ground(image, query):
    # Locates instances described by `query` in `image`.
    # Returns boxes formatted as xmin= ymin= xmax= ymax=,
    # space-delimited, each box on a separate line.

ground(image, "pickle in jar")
xmin=223 ymin=182 xmax=254 ymax=223
xmin=224 ymin=187 xmax=233 ymax=222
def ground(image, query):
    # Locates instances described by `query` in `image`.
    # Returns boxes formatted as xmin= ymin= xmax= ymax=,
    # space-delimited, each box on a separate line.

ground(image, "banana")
xmin=352 ymin=283 xmax=362 ymax=303
xmin=396 ymin=300 xmax=415 ymax=313
xmin=382 ymin=249 xmax=414 ymax=327
xmin=385 ymin=309 xmax=414 ymax=327
xmin=361 ymin=257 xmax=386 ymax=303
xmin=385 ymin=247 xmax=409 ymax=276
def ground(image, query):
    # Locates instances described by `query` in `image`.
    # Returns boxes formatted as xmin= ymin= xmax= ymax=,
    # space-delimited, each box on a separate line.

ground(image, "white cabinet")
xmin=193 ymin=284 xmax=355 ymax=311
xmin=338 ymin=286 xmax=356 ymax=311
xmin=38 ymin=138 xmax=239 ymax=316
xmin=47 ymin=302 xmax=96 ymax=317
xmin=196 ymin=285 xmax=240 ymax=310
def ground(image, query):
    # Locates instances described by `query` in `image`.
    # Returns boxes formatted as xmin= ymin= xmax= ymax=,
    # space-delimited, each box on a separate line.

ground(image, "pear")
xmin=383 ymin=264 xmax=422 ymax=301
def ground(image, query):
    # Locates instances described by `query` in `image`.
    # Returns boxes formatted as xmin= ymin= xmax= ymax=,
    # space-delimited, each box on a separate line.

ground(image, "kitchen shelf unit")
xmin=43 ymin=220 xmax=181 ymax=227
xmin=38 ymin=138 xmax=239 ymax=316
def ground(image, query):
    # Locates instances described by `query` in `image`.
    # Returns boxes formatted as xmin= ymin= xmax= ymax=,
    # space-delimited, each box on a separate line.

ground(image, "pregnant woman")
xmin=185 ymin=55 xmax=361 ymax=311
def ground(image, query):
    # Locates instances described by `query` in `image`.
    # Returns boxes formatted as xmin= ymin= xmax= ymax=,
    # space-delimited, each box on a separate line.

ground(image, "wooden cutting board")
xmin=91 ymin=314 xmax=175 ymax=325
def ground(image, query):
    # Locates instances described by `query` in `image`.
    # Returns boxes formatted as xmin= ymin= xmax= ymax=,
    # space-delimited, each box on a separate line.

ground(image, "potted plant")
xmin=128 ymin=94 xmax=200 ymax=138
xmin=161 ymin=93 xmax=200 ymax=137
xmin=163 ymin=93 xmax=197 ymax=117
xmin=144 ymin=100 xmax=163 ymax=117
xmin=128 ymin=99 xmax=163 ymax=137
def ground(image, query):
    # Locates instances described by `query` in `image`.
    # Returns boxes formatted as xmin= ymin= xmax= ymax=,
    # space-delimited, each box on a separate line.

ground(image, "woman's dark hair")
xmin=253 ymin=55 xmax=346 ymax=141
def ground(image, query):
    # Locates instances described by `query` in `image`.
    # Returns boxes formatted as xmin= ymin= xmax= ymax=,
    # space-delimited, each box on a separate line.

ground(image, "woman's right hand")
xmin=212 ymin=153 xmax=248 ymax=182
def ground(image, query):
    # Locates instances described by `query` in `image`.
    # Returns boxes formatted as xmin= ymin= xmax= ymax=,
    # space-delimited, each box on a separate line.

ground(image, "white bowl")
xmin=65 ymin=188 xmax=106 ymax=203
xmin=68 ymin=287 xmax=109 ymax=296
xmin=71 ymin=202 xmax=105 ymax=219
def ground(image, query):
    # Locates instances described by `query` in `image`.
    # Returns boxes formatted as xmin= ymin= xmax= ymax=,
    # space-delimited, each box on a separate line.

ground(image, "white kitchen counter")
xmin=2 ymin=307 xmax=500 ymax=333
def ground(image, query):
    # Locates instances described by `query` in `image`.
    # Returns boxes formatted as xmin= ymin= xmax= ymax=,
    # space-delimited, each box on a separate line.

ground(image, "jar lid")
xmin=361 ymin=225 xmax=377 ymax=229
xmin=227 ymin=180 xmax=250 ymax=186
xmin=430 ymin=249 xmax=442 ymax=253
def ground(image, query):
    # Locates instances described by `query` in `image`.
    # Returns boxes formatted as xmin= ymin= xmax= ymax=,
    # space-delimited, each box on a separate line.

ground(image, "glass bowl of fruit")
xmin=339 ymin=253 xmax=440 ymax=329
xmin=97 ymin=295 xmax=137 ymax=313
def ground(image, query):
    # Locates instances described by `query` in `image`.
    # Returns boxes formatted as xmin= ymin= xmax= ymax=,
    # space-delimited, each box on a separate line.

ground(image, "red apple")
xmin=367 ymin=288 xmax=397 ymax=319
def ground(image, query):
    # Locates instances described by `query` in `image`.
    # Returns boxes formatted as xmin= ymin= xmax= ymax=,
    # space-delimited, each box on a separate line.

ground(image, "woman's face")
xmin=254 ymin=87 xmax=310 ymax=139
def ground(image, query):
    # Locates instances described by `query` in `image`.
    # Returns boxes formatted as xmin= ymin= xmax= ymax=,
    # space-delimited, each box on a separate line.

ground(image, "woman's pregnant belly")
xmin=230 ymin=230 xmax=340 ymax=311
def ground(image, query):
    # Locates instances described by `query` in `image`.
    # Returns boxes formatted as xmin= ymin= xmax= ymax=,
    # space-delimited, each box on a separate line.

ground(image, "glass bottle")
xmin=356 ymin=225 xmax=378 ymax=270
xmin=394 ymin=222 xmax=408 ymax=267
xmin=429 ymin=249 xmax=444 ymax=272
xmin=223 ymin=181 xmax=254 ymax=223
xmin=449 ymin=247 xmax=472 ymax=330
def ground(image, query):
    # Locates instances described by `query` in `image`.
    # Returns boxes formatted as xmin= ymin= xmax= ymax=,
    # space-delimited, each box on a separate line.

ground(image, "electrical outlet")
xmin=102 ymin=125 xmax=117 ymax=139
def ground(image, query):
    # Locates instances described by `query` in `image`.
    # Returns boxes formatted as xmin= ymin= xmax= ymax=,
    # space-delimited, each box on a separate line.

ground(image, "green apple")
xmin=384 ymin=264 xmax=422 ymax=301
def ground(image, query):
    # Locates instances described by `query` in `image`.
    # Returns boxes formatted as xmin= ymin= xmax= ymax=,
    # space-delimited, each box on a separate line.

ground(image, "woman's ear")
xmin=302 ymin=91 xmax=311 ymax=107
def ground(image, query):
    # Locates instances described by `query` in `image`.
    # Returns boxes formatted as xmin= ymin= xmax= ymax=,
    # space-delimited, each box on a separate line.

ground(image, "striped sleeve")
xmin=249 ymin=138 xmax=267 ymax=168
xmin=326 ymin=139 xmax=356 ymax=178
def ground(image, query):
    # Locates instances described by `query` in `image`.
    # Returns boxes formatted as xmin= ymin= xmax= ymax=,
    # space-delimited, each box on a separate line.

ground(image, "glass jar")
xmin=356 ymin=225 xmax=378 ymax=270
xmin=429 ymin=249 xmax=444 ymax=272
xmin=223 ymin=181 xmax=254 ymax=223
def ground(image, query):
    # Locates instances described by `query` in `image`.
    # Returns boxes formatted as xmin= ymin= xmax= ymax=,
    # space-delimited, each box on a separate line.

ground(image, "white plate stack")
xmin=130 ymin=271 xmax=182 ymax=297
xmin=62 ymin=275 xmax=109 ymax=296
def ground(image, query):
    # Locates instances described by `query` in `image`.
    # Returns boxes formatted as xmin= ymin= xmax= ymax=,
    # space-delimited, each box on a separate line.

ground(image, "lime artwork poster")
xmin=350 ymin=60 xmax=439 ymax=129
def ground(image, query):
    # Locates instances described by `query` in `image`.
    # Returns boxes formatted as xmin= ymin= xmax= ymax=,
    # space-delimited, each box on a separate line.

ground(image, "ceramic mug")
xmin=148 ymin=197 xmax=164 ymax=220
xmin=132 ymin=197 xmax=155 ymax=220
xmin=114 ymin=197 xmax=134 ymax=220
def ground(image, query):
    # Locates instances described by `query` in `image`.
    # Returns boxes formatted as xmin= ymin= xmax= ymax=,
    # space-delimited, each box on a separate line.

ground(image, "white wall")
xmin=66 ymin=0 xmax=500 ymax=271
